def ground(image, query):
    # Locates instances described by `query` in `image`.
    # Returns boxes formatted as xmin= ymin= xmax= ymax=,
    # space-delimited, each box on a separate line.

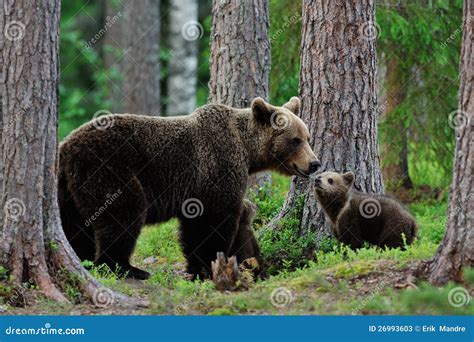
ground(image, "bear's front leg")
xmin=180 ymin=211 xmax=241 ymax=279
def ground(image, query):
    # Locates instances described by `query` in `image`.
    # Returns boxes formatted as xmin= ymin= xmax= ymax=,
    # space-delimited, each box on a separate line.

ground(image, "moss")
xmin=207 ymin=307 xmax=237 ymax=315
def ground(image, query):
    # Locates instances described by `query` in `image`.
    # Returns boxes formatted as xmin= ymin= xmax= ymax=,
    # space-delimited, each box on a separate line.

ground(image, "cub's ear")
xmin=283 ymin=97 xmax=301 ymax=114
xmin=251 ymin=97 xmax=273 ymax=125
xmin=342 ymin=171 xmax=355 ymax=186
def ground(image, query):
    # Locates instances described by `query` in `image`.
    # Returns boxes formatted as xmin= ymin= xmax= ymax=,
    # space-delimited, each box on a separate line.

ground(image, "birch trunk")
xmin=166 ymin=0 xmax=198 ymax=116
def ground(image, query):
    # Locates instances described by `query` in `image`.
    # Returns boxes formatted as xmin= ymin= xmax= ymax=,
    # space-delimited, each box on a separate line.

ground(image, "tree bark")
xmin=0 ymin=0 xmax=146 ymax=308
xmin=209 ymin=0 xmax=271 ymax=189
xmin=428 ymin=0 xmax=473 ymax=285
xmin=122 ymin=0 xmax=160 ymax=115
xmin=166 ymin=0 xmax=198 ymax=116
xmin=267 ymin=0 xmax=384 ymax=242
xmin=381 ymin=57 xmax=413 ymax=189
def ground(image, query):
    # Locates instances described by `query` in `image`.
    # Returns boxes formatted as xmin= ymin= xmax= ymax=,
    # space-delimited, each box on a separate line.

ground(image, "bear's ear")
xmin=342 ymin=172 xmax=355 ymax=186
xmin=251 ymin=97 xmax=273 ymax=125
xmin=283 ymin=97 xmax=301 ymax=114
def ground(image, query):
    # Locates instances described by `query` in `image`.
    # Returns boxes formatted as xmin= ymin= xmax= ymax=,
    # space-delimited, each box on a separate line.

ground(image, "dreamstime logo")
xmin=4 ymin=198 xmax=26 ymax=222
xmin=270 ymin=287 xmax=292 ymax=308
xmin=181 ymin=21 xmax=203 ymax=41
xmin=92 ymin=110 xmax=114 ymax=130
xmin=359 ymin=21 xmax=380 ymax=41
xmin=448 ymin=110 xmax=469 ymax=130
xmin=181 ymin=198 xmax=204 ymax=219
xmin=448 ymin=287 xmax=471 ymax=308
xmin=359 ymin=198 xmax=381 ymax=219
xmin=270 ymin=113 xmax=291 ymax=130
xmin=4 ymin=21 xmax=26 ymax=41
xmin=92 ymin=288 xmax=114 ymax=308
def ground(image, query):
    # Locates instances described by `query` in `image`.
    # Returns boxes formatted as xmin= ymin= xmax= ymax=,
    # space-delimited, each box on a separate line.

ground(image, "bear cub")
xmin=314 ymin=171 xmax=417 ymax=249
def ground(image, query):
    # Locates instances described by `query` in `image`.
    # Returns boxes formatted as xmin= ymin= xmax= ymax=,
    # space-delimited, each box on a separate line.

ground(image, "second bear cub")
xmin=314 ymin=171 xmax=417 ymax=249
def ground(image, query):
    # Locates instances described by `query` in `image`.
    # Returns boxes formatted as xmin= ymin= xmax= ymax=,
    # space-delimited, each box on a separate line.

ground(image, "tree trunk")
xmin=208 ymin=0 xmax=271 ymax=189
xmin=381 ymin=57 xmax=413 ymax=189
xmin=165 ymin=0 xmax=198 ymax=116
xmin=0 ymin=0 xmax=146 ymax=308
xmin=267 ymin=0 xmax=384 ymax=243
xmin=428 ymin=0 xmax=473 ymax=285
xmin=122 ymin=0 xmax=160 ymax=115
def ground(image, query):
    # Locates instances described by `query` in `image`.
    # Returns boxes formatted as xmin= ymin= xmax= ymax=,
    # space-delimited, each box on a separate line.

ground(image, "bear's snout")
xmin=309 ymin=160 xmax=321 ymax=174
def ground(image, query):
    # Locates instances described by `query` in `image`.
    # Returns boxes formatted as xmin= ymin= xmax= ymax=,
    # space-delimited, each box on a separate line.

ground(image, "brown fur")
xmin=314 ymin=171 xmax=417 ymax=249
xmin=58 ymin=97 xmax=319 ymax=279
xmin=229 ymin=199 xmax=262 ymax=274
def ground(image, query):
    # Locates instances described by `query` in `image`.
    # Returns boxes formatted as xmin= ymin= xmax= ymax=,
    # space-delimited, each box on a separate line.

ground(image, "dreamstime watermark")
xmin=181 ymin=198 xmax=204 ymax=219
xmin=0 ymin=286 xmax=27 ymax=311
xmin=174 ymin=292 xmax=198 ymax=314
xmin=270 ymin=287 xmax=293 ymax=308
xmin=352 ymin=280 xmax=388 ymax=314
xmin=440 ymin=14 xmax=473 ymax=50
xmin=359 ymin=21 xmax=380 ymax=42
xmin=92 ymin=288 xmax=115 ymax=308
xmin=4 ymin=20 xmax=26 ymax=41
xmin=84 ymin=190 xmax=123 ymax=227
xmin=448 ymin=110 xmax=470 ymax=130
xmin=84 ymin=12 xmax=123 ymax=49
xmin=92 ymin=109 xmax=114 ymax=130
xmin=181 ymin=21 xmax=203 ymax=41
xmin=4 ymin=198 xmax=26 ymax=222
xmin=263 ymin=13 xmax=301 ymax=49
xmin=448 ymin=287 xmax=471 ymax=308
xmin=5 ymin=323 xmax=85 ymax=336
xmin=270 ymin=112 xmax=291 ymax=130
xmin=359 ymin=198 xmax=382 ymax=219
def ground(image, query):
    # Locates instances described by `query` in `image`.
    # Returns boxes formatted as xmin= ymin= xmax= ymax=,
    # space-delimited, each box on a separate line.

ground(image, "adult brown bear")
xmin=58 ymin=97 xmax=320 ymax=279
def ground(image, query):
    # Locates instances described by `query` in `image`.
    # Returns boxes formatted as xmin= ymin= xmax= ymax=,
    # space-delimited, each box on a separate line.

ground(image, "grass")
xmin=1 ymin=173 xmax=472 ymax=315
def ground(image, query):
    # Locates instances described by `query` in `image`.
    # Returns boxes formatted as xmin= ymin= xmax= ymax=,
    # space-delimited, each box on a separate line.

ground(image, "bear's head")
xmin=313 ymin=171 xmax=355 ymax=198
xmin=251 ymin=97 xmax=320 ymax=177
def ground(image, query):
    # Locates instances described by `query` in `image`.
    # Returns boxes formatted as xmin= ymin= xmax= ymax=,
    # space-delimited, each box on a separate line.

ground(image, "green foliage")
xmin=0 ymin=266 xmax=8 ymax=281
xmin=134 ymin=220 xmax=186 ymax=288
xmin=364 ymin=280 xmax=473 ymax=315
xmin=196 ymin=15 xmax=212 ymax=106
xmin=269 ymin=1 xmax=301 ymax=104
xmin=377 ymin=1 xmax=463 ymax=186
xmin=259 ymin=194 xmax=318 ymax=274
xmin=59 ymin=2 xmax=112 ymax=139
xmin=248 ymin=173 xmax=290 ymax=228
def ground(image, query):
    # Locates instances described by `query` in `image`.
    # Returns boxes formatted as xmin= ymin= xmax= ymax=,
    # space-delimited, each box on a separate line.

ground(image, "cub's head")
xmin=314 ymin=171 xmax=355 ymax=197
xmin=251 ymin=97 xmax=320 ymax=178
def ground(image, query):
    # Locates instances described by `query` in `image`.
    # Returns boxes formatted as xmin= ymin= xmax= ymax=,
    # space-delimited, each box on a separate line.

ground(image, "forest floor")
xmin=1 ymin=175 xmax=473 ymax=315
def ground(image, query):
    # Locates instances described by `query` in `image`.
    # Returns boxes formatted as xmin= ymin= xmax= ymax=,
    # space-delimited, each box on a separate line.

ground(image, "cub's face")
xmin=251 ymin=97 xmax=320 ymax=177
xmin=314 ymin=171 xmax=355 ymax=196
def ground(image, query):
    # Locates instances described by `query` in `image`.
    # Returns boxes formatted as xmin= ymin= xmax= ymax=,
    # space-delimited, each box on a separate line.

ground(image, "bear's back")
xmin=346 ymin=191 xmax=416 ymax=246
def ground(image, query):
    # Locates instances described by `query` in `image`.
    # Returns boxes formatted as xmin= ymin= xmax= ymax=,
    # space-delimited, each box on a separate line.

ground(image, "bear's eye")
xmin=328 ymin=178 xmax=334 ymax=184
xmin=292 ymin=138 xmax=301 ymax=145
